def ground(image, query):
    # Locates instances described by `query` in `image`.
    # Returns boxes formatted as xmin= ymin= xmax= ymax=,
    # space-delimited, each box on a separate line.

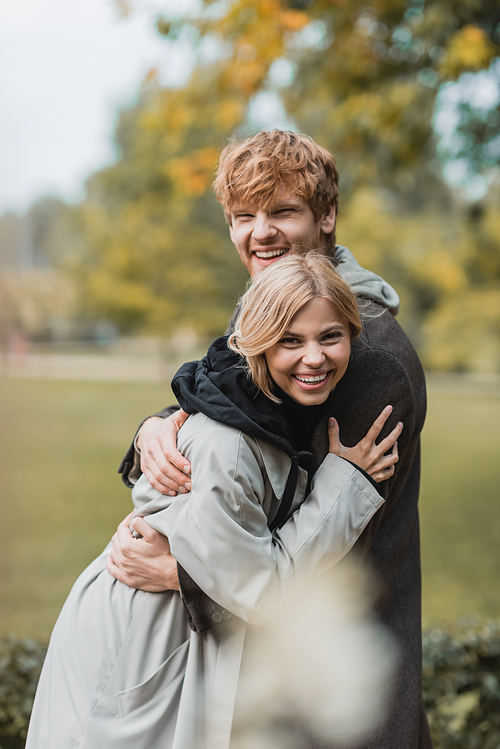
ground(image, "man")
xmin=109 ymin=130 xmax=431 ymax=748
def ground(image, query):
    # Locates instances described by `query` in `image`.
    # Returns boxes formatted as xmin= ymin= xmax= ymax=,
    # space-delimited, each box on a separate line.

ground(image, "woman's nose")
xmin=301 ymin=343 xmax=325 ymax=367
xmin=252 ymin=212 xmax=277 ymax=242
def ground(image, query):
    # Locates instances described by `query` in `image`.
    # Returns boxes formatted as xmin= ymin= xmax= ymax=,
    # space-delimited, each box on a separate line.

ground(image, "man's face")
xmin=228 ymin=186 xmax=336 ymax=278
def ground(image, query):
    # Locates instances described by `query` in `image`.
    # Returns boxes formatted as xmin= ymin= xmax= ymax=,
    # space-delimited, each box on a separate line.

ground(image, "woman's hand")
xmin=136 ymin=410 xmax=191 ymax=495
xmin=328 ymin=405 xmax=403 ymax=483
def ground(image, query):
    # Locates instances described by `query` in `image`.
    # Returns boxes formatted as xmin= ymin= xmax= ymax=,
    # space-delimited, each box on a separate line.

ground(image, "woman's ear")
xmin=320 ymin=204 xmax=336 ymax=234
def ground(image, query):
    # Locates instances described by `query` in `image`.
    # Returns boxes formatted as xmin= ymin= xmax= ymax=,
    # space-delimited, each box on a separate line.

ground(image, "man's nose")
xmin=301 ymin=343 xmax=325 ymax=367
xmin=252 ymin=212 xmax=277 ymax=242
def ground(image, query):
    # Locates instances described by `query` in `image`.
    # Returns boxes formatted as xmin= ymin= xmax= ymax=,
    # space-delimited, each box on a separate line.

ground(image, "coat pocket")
xmin=116 ymin=638 xmax=190 ymax=718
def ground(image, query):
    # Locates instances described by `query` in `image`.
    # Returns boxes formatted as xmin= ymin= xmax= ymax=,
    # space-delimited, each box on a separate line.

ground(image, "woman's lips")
xmin=292 ymin=370 xmax=333 ymax=390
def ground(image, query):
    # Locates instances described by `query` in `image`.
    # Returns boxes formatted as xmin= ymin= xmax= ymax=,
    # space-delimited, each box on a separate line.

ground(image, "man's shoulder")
xmin=344 ymin=300 xmax=426 ymax=412
xmin=355 ymin=301 xmax=423 ymax=370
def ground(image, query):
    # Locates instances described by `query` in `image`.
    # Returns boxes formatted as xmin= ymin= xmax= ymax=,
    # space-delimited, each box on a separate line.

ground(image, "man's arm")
xmin=118 ymin=408 xmax=191 ymax=493
xmin=118 ymin=306 xmax=241 ymax=493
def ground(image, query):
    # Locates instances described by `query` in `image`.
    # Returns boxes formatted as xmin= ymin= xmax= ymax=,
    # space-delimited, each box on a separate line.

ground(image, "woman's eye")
xmin=280 ymin=337 xmax=299 ymax=345
xmin=323 ymin=332 xmax=342 ymax=342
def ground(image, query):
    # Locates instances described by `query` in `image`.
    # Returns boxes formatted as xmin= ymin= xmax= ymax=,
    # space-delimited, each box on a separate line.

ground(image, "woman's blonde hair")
xmin=228 ymin=252 xmax=361 ymax=402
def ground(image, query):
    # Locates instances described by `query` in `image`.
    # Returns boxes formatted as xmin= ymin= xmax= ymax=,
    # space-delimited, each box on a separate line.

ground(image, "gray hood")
xmin=334 ymin=245 xmax=400 ymax=316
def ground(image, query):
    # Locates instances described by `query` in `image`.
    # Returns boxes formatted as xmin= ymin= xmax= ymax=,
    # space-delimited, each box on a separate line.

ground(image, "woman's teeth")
xmin=294 ymin=373 xmax=328 ymax=384
xmin=255 ymin=248 xmax=288 ymax=259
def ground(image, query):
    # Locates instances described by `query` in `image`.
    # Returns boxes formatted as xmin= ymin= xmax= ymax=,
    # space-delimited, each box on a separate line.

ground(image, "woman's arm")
xmin=143 ymin=417 xmax=384 ymax=625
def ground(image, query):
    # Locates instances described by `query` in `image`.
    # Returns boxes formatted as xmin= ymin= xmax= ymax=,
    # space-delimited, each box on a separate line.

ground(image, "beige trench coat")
xmin=26 ymin=413 xmax=384 ymax=749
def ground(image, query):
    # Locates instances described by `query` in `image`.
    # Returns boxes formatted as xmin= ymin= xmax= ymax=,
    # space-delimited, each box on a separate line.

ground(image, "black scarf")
xmin=172 ymin=336 xmax=333 ymax=531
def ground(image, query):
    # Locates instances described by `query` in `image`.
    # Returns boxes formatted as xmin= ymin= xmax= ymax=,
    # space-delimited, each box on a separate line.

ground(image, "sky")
xmin=0 ymin=0 xmax=196 ymax=214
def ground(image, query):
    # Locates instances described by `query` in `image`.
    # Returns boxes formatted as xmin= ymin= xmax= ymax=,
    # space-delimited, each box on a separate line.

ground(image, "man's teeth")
xmin=255 ymin=248 xmax=288 ymax=259
xmin=294 ymin=373 xmax=328 ymax=384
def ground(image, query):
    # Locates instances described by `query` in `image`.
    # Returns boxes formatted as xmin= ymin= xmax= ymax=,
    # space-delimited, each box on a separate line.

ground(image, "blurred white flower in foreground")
xmin=231 ymin=561 xmax=398 ymax=748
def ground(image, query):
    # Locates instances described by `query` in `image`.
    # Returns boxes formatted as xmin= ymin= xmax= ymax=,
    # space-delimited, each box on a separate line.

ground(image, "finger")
xmin=106 ymin=556 xmax=138 ymax=588
xmin=109 ymin=531 xmax=120 ymax=562
xmin=141 ymin=461 xmax=187 ymax=496
xmin=328 ymin=417 xmax=341 ymax=455
xmin=154 ymin=444 xmax=192 ymax=491
xmin=138 ymin=413 xmax=192 ymax=493
xmin=113 ymin=513 xmax=137 ymax=552
xmin=362 ymin=405 xmax=393 ymax=445
xmin=171 ymin=408 xmax=191 ymax=437
xmin=117 ymin=511 xmax=135 ymax=534
xmin=371 ymin=463 xmax=396 ymax=483
xmin=130 ymin=516 xmax=169 ymax=548
xmin=142 ymin=436 xmax=191 ymax=493
xmin=106 ymin=554 xmax=122 ymax=581
xmin=375 ymin=463 xmax=396 ymax=482
xmin=376 ymin=421 xmax=403 ymax=454
xmin=375 ymin=444 xmax=399 ymax=470
xmin=160 ymin=412 xmax=191 ymax=475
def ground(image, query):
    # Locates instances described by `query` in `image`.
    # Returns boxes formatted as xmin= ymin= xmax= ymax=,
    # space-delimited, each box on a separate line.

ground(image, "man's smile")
xmin=253 ymin=247 xmax=289 ymax=259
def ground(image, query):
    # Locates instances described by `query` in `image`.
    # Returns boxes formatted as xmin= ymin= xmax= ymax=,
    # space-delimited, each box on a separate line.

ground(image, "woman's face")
xmin=265 ymin=297 xmax=351 ymax=406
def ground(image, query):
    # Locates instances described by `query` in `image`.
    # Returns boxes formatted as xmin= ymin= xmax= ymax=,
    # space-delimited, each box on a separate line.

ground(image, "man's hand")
xmin=136 ymin=410 xmax=191 ymax=495
xmin=106 ymin=513 xmax=180 ymax=592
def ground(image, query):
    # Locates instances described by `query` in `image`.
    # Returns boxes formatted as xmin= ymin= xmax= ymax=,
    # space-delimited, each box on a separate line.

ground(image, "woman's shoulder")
xmin=178 ymin=413 xmax=261 ymax=461
xmin=178 ymin=413 xmax=290 ymax=492
xmin=179 ymin=411 xmax=243 ymax=443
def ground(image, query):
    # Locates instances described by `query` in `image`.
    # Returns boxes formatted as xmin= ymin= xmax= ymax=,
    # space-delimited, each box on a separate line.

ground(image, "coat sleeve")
xmin=144 ymin=420 xmax=384 ymax=625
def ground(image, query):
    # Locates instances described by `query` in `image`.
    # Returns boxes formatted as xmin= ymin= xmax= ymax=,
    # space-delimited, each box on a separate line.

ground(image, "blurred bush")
xmin=0 ymin=638 xmax=46 ymax=749
xmin=2 ymin=621 xmax=500 ymax=748
xmin=423 ymin=621 xmax=500 ymax=749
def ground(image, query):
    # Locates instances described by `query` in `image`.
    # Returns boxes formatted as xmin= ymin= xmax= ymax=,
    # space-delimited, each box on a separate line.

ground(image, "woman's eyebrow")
xmin=281 ymin=323 xmax=345 ymax=337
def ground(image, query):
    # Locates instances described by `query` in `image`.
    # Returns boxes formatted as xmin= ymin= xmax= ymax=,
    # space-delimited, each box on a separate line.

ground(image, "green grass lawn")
xmin=419 ymin=384 xmax=500 ymax=627
xmin=0 ymin=376 xmax=499 ymax=638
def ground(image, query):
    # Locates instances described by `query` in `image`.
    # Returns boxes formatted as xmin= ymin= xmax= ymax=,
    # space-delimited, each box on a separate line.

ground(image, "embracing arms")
xmin=131 ymin=416 xmax=386 ymax=625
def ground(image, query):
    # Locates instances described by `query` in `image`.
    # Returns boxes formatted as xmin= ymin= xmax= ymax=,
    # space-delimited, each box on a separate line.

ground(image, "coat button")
xmin=221 ymin=610 xmax=232 ymax=620
xmin=212 ymin=612 xmax=222 ymax=623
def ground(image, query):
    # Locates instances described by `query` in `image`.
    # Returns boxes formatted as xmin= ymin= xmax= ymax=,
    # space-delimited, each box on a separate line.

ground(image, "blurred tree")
xmin=152 ymin=0 xmax=499 ymax=203
xmin=338 ymin=185 xmax=500 ymax=371
xmin=70 ymin=80 xmax=248 ymax=337
xmin=69 ymin=0 xmax=499 ymax=367
xmin=0 ymin=200 xmax=81 ymax=346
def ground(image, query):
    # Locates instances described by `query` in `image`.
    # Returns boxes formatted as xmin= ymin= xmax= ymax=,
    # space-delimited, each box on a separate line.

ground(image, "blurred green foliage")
xmin=0 ymin=637 xmax=46 ymax=749
xmin=422 ymin=621 xmax=500 ymax=748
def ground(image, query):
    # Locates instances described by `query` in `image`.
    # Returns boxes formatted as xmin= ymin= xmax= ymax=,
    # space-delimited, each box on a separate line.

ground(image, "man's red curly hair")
xmin=213 ymin=130 xmax=339 ymax=248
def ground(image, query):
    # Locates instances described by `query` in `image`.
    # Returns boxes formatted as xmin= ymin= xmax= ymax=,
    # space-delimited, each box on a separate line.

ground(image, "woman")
xmin=26 ymin=253 xmax=402 ymax=749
